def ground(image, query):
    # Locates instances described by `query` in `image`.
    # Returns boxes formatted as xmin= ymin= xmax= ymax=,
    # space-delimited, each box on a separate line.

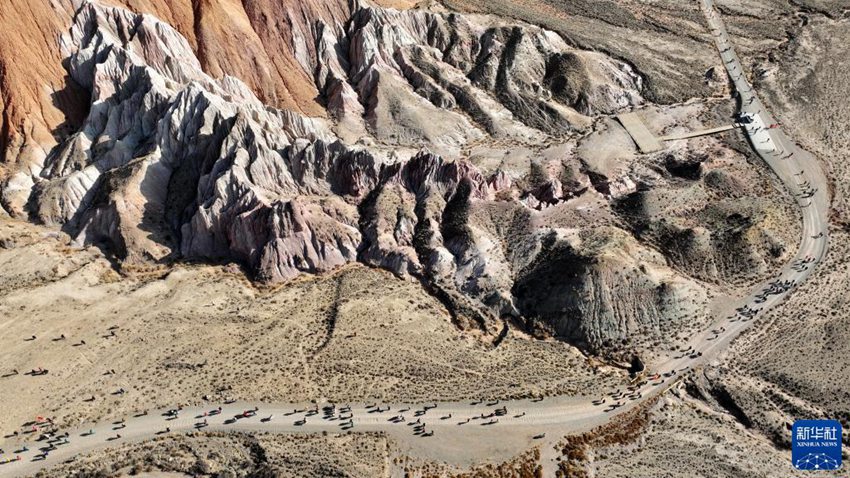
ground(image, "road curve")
xmin=0 ymin=3 xmax=830 ymax=476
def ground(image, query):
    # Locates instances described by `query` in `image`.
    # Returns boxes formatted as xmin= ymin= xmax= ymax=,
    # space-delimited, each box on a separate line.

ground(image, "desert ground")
xmin=1 ymin=0 xmax=848 ymax=476
xmin=603 ymin=6 xmax=850 ymax=476
xmin=566 ymin=2 xmax=850 ymax=476
xmin=0 ymin=218 xmax=628 ymax=436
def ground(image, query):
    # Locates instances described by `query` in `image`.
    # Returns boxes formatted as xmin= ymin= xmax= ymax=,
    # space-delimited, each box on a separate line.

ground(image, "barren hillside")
xmin=2 ymin=0 xmax=845 ymax=475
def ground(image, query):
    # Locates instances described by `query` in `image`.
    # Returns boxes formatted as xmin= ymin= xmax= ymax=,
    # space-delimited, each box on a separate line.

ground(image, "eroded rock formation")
xmin=0 ymin=0 xmax=794 ymax=356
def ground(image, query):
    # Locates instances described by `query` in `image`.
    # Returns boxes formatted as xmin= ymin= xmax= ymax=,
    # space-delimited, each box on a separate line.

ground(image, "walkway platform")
xmin=618 ymin=111 xmax=739 ymax=153
xmin=660 ymin=124 xmax=736 ymax=141
xmin=616 ymin=112 xmax=664 ymax=153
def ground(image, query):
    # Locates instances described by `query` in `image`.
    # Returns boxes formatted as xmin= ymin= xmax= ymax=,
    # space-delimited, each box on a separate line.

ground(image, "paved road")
xmin=0 ymin=3 xmax=830 ymax=476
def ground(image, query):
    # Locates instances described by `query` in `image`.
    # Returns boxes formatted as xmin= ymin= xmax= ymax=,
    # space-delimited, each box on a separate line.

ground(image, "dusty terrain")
xmin=0 ymin=217 xmax=625 ymax=436
xmin=34 ymin=431 xmax=550 ymax=478
xmin=697 ymin=5 xmax=850 ymax=456
xmin=35 ymin=432 xmax=392 ymax=478
xmin=559 ymin=3 xmax=850 ymax=477
xmin=0 ymin=0 xmax=847 ymax=476
xmin=589 ymin=386 xmax=841 ymax=478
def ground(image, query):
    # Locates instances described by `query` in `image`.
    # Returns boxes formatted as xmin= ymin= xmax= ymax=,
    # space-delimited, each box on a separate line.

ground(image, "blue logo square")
xmin=792 ymin=419 xmax=842 ymax=470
